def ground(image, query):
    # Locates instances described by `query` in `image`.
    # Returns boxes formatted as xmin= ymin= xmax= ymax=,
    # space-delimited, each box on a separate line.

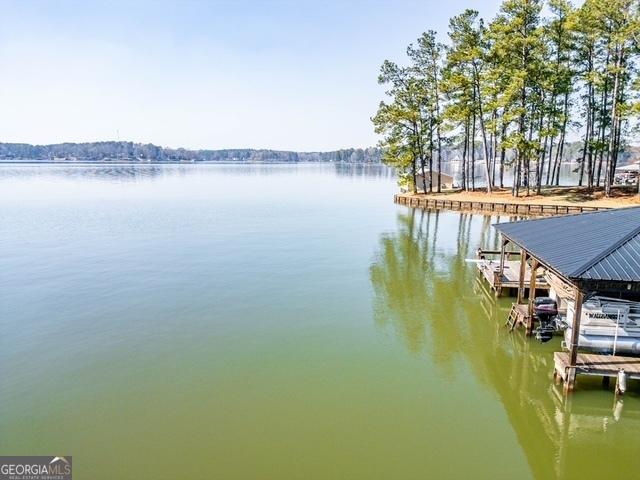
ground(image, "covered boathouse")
xmin=493 ymin=206 xmax=640 ymax=393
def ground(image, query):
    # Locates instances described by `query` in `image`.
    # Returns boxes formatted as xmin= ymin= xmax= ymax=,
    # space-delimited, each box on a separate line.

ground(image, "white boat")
xmin=563 ymin=296 xmax=640 ymax=355
xmin=614 ymin=162 xmax=639 ymax=185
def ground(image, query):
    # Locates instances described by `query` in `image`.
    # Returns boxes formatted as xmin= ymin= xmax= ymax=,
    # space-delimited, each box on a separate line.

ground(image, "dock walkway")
xmin=476 ymin=258 xmax=548 ymax=296
xmin=554 ymin=352 xmax=640 ymax=384
xmin=394 ymin=194 xmax=608 ymax=216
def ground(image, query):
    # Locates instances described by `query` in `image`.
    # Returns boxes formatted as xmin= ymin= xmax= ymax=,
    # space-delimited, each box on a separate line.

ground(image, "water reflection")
xmin=0 ymin=164 xmax=170 ymax=183
xmin=332 ymin=162 xmax=395 ymax=180
xmin=370 ymin=207 xmax=640 ymax=479
xmin=0 ymin=162 xmax=396 ymax=184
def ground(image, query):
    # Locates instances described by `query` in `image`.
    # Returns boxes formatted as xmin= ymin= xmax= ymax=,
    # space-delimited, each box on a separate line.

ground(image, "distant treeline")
xmin=0 ymin=142 xmax=383 ymax=163
xmin=0 ymin=140 xmax=635 ymax=168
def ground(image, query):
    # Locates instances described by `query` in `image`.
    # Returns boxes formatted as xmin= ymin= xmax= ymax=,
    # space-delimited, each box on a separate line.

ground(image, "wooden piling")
xmin=526 ymin=259 xmax=539 ymax=336
xmin=517 ymin=249 xmax=527 ymax=305
xmin=564 ymin=289 xmax=584 ymax=393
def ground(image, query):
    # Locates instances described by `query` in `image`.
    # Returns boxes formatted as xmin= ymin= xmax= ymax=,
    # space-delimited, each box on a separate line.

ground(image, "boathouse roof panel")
xmin=494 ymin=207 xmax=640 ymax=283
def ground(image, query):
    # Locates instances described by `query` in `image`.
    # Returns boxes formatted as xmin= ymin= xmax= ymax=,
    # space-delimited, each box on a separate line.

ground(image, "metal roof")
xmin=494 ymin=207 xmax=640 ymax=283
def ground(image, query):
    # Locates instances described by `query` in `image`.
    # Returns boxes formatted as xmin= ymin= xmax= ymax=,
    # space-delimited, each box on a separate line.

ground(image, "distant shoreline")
xmin=0 ymin=141 xmax=383 ymax=164
xmin=0 ymin=160 xmax=385 ymax=166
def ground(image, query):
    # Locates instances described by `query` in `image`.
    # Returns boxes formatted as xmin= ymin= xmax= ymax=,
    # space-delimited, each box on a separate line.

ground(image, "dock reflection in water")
xmin=370 ymin=208 xmax=640 ymax=480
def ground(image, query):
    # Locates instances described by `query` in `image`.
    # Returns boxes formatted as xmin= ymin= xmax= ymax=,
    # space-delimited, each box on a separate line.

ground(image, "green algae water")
xmin=1 ymin=163 xmax=638 ymax=479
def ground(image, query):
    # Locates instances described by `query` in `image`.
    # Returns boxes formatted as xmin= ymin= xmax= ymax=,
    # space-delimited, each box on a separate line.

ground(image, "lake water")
xmin=1 ymin=163 xmax=638 ymax=479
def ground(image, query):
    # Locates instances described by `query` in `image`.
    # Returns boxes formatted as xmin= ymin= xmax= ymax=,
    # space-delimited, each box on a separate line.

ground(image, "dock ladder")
xmin=505 ymin=304 xmax=520 ymax=331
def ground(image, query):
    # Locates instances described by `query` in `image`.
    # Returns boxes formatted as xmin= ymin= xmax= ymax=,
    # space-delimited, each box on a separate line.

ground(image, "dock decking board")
xmin=478 ymin=259 xmax=548 ymax=287
xmin=554 ymin=352 xmax=640 ymax=381
xmin=476 ymin=259 xmax=549 ymax=295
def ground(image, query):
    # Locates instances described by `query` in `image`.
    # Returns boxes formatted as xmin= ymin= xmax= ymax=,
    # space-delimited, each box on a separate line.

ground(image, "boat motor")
xmin=533 ymin=297 xmax=558 ymax=343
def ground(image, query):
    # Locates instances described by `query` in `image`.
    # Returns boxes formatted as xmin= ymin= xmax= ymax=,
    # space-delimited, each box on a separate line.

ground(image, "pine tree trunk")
xmin=555 ymin=128 xmax=566 ymax=186
xmin=433 ymin=60 xmax=443 ymax=194
xmin=545 ymin=138 xmax=554 ymax=186
xmin=411 ymin=156 xmax=418 ymax=194
xmin=462 ymin=118 xmax=468 ymax=190
xmin=553 ymin=91 xmax=569 ymax=186
xmin=596 ymin=46 xmax=611 ymax=189
xmin=428 ymin=117 xmax=434 ymax=193
xmin=579 ymin=93 xmax=591 ymax=187
xmin=605 ymin=46 xmax=622 ymax=197
xmin=437 ymin=130 xmax=442 ymax=193
xmin=471 ymin=109 xmax=476 ymax=192
xmin=491 ymin=109 xmax=498 ymax=187
xmin=536 ymin=105 xmax=546 ymax=195
xmin=473 ymin=67 xmax=492 ymax=193
xmin=499 ymin=117 xmax=506 ymax=189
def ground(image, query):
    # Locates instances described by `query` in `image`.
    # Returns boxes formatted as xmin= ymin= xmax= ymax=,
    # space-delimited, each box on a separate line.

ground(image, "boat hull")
xmin=564 ymin=327 xmax=640 ymax=355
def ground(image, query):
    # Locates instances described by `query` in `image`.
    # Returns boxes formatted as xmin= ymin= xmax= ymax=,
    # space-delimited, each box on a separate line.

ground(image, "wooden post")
xmin=615 ymin=370 xmax=627 ymax=396
xmin=527 ymin=259 xmax=539 ymax=336
xmin=564 ymin=288 xmax=584 ymax=394
xmin=517 ymin=249 xmax=527 ymax=304
xmin=496 ymin=238 xmax=508 ymax=297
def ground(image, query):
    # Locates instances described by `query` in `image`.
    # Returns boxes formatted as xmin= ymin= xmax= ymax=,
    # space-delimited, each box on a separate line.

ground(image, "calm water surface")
xmin=1 ymin=163 xmax=638 ymax=479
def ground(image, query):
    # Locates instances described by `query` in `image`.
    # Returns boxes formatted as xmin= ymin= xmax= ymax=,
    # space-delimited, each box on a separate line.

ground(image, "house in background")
xmin=401 ymin=171 xmax=455 ymax=192
xmin=615 ymin=161 xmax=639 ymax=185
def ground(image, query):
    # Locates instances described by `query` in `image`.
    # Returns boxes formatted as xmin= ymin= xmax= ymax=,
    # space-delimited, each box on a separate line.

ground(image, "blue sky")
xmin=0 ymin=0 xmax=503 ymax=151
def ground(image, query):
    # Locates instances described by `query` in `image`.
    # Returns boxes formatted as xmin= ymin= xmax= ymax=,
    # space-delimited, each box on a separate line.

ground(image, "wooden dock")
xmin=394 ymin=194 xmax=607 ymax=216
xmin=554 ymin=352 xmax=640 ymax=389
xmin=477 ymin=258 xmax=548 ymax=296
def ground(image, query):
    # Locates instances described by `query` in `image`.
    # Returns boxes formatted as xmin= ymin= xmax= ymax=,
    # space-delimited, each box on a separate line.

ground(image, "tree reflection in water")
xmin=370 ymin=207 xmax=640 ymax=480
